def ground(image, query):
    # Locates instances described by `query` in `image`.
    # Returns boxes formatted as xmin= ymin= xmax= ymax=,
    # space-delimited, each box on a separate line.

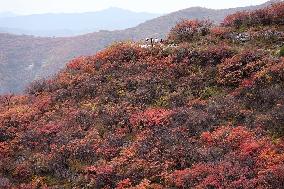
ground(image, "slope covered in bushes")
xmin=0 ymin=2 xmax=284 ymax=188
xmin=0 ymin=0 xmax=278 ymax=94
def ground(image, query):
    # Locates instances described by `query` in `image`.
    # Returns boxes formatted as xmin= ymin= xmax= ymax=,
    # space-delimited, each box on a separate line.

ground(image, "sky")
xmin=0 ymin=0 xmax=269 ymax=15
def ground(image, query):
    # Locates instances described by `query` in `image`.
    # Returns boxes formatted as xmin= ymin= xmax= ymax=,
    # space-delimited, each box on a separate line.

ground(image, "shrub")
xmin=223 ymin=11 xmax=250 ymax=28
xmin=94 ymin=42 xmax=144 ymax=64
xmin=129 ymin=108 xmax=173 ymax=129
xmin=167 ymin=126 xmax=284 ymax=188
xmin=217 ymin=50 xmax=265 ymax=87
xmin=168 ymin=19 xmax=212 ymax=43
xmin=210 ymin=26 xmax=231 ymax=39
xmin=222 ymin=2 xmax=284 ymax=28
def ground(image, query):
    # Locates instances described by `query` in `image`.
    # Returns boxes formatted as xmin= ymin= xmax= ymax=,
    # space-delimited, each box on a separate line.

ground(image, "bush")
xmin=168 ymin=19 xmax=212 ymax=43
xmin=223 ymin=11 xmax=250 ymax=28
xmin=217 ymin=50 xmax=265 ymax=87
xmin=210 ymin=26 xmax=231 ymax=39
xmin=222 ymin=2 xmax=284 ymax=28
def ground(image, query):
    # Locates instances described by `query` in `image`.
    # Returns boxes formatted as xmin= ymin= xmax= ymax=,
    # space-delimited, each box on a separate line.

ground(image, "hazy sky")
xmin=0 ymin=0 xmax=269 ymax=15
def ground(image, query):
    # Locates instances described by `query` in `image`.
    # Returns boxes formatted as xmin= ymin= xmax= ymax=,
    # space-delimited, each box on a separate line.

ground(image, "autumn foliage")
xmin=168 ymin=19 xmax=212 ymax=43
xmin=223 ymin=2 xmax=284 ymax=28
xmin=0 ymin=2 xmax=284 ymax=188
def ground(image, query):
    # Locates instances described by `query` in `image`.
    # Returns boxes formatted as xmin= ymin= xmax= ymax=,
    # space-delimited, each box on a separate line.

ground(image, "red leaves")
xmin=223 ymin=11 xmax=250 ymax=28
xmin=0 ymin=142 xmax=10 ymax=159
xmin=240 ymin=79 xmax=254 ymax=88
xmin=168 ymin=19 xmax=212 ymax=43
xmin=67 ymin=56 xmax=87 ymax=70
xmin=240 ymin=140 xmax=260 ymax=156
xmin=36 ymin=123 xmax=61 ymax=135
xmin=269 ymin=2 xmax=284 ymax=24
xmin=217 ymin=50 xmax=265 ymax=87
xmin=94 ymin=42 xmax=145 ymax=64
xmin=210 ymin=26 xmax=230 ymax=39
xmin=223 ymin=2 xmax=284 ymax=28
xmin=12 ymin=163 xmax=32 ymax=181
xmin=130 ymin=108 xmax=173 ymax=129
xmin=167 ymin=126 xmax=284 ymax=188
xmin=85 ymin=164 xmax=114 ymax=175
xmin=116 ymin=178 xmax=132 ymax=189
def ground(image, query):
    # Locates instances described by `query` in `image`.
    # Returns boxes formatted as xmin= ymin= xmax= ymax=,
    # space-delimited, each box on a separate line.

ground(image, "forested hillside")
xmin=0 ymin=2 xmax=284 ymax=188
xmin=0 ymin=1 xmax=278 ymax=94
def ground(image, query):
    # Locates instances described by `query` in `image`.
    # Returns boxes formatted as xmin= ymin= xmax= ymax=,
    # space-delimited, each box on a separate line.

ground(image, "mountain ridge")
xmin=0 ymin=7 xmax=161 ymax=37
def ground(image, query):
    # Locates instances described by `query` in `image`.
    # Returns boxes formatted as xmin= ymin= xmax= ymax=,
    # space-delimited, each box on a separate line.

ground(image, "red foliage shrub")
xmin=66 ymin=56 xmax=88 ymax=70
xmin=210 ymin=26 xmax=231 ymax=39
xmin=12 ymin=163 xmax=32 ymax=181
xmin=35 ymin=123 xmax=61 ymax=135
xmin=168 ymin=19 xmax=212 ymax=43
xmin=223 ymin=2 xmax=284 ymax=28
xmin=94 ymin=42 xmax=145 ymax=64
xmin=167 ymin=126 xmax=284 ymax=188
xmin=130 ymin=108 xmax=173 ymax=129
xmin=116 ymin=178 xmax=132 ymax=189
xmin=170 ymin=43 xmax=234 ymax=66
xmin=253 ymin=59 xmax=284 ymax=86
xmin=223 ymin=11 xmax=249 ymax=28
xmin=235 ymin=59 xmax=284 ymax=135
xmin=268 ymin=2 xmax=284 ymax=25
xmin=66 ymin=43 xmax=145 ymax=74
xmin=217 ymin=50 xmax=265 ymax=87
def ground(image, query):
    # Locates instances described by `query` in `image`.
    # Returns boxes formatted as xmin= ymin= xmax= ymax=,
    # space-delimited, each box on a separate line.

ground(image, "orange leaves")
xmin=67 ymin=56 xmax=87 ymax=70
xmin=200 ymin=131 xmax=213 ymax=144
xmin=253 ymin=60 xmax=284 ymax=86
xmin=66 ymin=43 xmax=146 ymax=75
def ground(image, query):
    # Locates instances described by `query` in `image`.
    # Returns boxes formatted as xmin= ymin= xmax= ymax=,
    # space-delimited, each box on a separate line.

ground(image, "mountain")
xmin=0 ymin=7 xmax=161 ymax=37
xmin=0 ymin=0 xmax=281 ymax=94
xmin=0 ymin=3 xmax=284 ymax=188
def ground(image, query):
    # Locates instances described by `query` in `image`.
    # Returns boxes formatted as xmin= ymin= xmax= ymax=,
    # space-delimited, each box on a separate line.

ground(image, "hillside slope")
xmin=0 ymin=2 xmax=284 ymax=188
xmin=0 ymin=0 xmax=280 ymax=94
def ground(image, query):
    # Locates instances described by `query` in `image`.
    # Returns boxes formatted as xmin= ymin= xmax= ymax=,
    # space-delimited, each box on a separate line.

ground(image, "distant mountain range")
xmin=0 ymin=0 xmax=280 ymax=94
xmin=0 ymin=12 xmax=17 ymax=18
xmin=0 ymin=7 xmax=161 ymax=37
